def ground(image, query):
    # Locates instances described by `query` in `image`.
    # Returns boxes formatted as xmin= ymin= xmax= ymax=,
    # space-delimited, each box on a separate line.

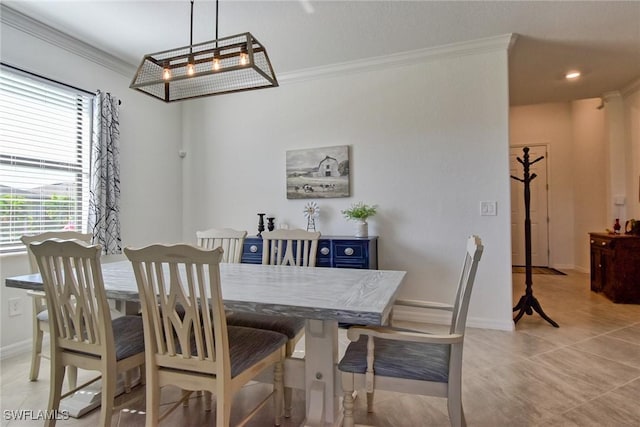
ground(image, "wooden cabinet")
xmin=242 ymin=235 xmax=378 ymax=269
xmin=589 ymin=233 xmax=640 ymax=303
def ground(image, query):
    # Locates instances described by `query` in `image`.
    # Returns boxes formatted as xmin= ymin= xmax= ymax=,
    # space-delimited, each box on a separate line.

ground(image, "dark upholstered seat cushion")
xmin=111 ymin=315 xmax=146 ymax=361
xmin=338 ymin=334 xmax=451 ymax=383
xmin=172 ymin=325 xmax=286 ymax=378
xmin=65 ymin=315 xmax=144 ymax=361
xmin=226 ymin=312 xmax=305 ymax=340
xmin=226 ymin=326 xmax=287 ymax=378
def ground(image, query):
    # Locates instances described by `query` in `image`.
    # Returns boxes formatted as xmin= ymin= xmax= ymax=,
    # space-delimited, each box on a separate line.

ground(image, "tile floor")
xmin=1 ymin=270 xmax=639 ymax=426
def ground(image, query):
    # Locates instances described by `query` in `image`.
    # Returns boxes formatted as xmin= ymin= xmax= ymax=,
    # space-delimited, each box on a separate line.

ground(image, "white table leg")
xmin=304 ymin=319 xmax=341 ymax=427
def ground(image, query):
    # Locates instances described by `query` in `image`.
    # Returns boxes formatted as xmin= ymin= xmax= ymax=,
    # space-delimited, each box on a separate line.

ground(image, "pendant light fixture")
xmin=130 ymin=0 xmax=278 ymax=102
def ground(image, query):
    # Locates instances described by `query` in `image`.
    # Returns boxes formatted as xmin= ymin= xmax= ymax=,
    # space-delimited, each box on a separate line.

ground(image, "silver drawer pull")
xmin=590 ymin=240 xmax=595 ymax=244
xmin=250 ymin=245 xmax=258 ymax=253
xmin=601 ymin=242 xmax=606 ymax=246
xmin=344 ymin=247 xmax=354 ymax=256
xmin=320 ymin=247 xmax=330 ymax=255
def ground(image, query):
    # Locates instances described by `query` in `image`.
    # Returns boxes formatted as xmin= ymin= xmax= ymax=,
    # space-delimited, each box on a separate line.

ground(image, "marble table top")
xmin=6 ymin=261 xmax=406 ymax=325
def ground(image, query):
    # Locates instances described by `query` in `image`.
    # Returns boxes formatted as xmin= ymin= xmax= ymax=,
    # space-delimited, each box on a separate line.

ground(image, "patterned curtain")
xmin=88 ymin=91 xmax=121 ymax=254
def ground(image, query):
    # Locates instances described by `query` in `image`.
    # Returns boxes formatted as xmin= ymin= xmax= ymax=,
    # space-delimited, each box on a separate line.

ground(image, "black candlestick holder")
xmin=257 ymin=213 xmax=266 ymax=237
xmin=267 ymin=217 xmax=275 ymax=231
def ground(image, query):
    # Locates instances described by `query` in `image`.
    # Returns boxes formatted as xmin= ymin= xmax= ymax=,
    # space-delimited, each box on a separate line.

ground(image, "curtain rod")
xmin=0 ymin=62 xmax=122 ymax=104
xmin=1 ymin=62 xmax=95 ymax=96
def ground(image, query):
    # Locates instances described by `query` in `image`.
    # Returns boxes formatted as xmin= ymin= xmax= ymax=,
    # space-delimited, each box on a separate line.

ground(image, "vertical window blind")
xmin=0 ymin=64 xmax=93 ymax=253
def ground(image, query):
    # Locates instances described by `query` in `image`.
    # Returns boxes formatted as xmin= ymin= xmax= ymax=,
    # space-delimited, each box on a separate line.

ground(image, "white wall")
xmin=510 ymin=101 xmax=609 ymax=271
xmin=509 ymin=103 xmax=578 ymax=268
xmin=181 ymin=47 xmax=514 ymax=330
xmin=623 ymin=83 xmax=640 ymax=220
xmin=0 ymin=23 xmax=184 ymax=355
xmin=571 ymin=98 xmax=607 ymax=271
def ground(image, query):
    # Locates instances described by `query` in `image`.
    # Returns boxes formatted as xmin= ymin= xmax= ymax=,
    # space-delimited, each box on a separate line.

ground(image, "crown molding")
xmin=603 ymin=90 xmax=622 ymax=101
xmin=621 ymin=76 xmax=640 ymax=97
xmin=1 ymin=4 xmax=135 ymax=77
xmin=2 ymin=3 xmax=514 ymax=87
xmin=279 ymin=33 xmax=516 ymax=85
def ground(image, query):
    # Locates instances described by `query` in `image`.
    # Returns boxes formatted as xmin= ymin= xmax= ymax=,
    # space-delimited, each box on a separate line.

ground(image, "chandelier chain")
xmin=189 ymin=0 xmax=194 ymax=52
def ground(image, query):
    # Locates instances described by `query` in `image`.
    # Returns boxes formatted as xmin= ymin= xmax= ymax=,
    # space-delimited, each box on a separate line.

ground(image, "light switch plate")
xmin=8 ymin=297 xmax=22 ymax=317
xmin=480 ymin=201 xmax=497 ymax=216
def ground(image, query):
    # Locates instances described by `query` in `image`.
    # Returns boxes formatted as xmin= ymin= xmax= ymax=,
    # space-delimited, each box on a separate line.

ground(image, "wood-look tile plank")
xmin=530 ymin=346 xmax=640 ymax=396
xmin=569 ymin=335 xmax=640 ymax=369
xmin=556 ymin=379 xmax=640 ymax=427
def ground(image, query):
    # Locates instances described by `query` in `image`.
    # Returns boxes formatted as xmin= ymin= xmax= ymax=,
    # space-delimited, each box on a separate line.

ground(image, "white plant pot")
xmin=354 ymin=220 xmax=368 ymax=237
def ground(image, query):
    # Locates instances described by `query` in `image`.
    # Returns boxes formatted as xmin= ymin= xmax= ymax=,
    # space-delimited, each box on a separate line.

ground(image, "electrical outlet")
xmin=480 ymin=201 xmax=497 ymax=216
xmin=8 ymin=297 xmax=22 ymax=317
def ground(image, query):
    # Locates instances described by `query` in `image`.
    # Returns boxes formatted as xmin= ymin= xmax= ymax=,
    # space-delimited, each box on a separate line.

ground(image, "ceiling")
xmin=3 ymin=0 xmax=640 ymax=105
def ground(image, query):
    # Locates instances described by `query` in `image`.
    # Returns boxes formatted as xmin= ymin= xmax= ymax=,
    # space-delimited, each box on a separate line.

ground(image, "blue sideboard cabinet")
xmin=242 ymin=235 xmax=378 ymax=270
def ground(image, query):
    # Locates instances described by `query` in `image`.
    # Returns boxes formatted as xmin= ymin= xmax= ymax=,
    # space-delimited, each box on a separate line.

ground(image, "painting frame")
xmin=286 ymin=145 xmax=350 ymax=199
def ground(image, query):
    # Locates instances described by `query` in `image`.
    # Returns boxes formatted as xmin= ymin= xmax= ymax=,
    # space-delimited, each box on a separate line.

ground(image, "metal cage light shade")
xmin=130 ymin=32 xmax=277 ymax=102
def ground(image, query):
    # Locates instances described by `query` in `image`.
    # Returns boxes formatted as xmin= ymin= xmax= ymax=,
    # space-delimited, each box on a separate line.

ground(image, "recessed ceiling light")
xmin=565 ymin=71 xmax=581 ymax=80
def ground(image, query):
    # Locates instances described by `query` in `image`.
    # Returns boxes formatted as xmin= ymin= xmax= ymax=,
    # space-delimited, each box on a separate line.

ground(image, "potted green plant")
xmin=341 ymin=202 xmax=377 ymax=237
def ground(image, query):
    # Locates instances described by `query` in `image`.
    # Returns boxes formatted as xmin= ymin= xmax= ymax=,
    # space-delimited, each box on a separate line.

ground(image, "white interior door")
xmin=510 ymin=145 xmax=549 ymax=266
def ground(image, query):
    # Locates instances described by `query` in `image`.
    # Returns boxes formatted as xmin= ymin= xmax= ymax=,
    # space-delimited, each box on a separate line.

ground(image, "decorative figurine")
xmin=267 ymin=217 xmax=275 ymax=232
xmin=257 ymin=213 xmax=265 ymax=237
xmin=303 ymin=201 xmax=320 ymax=231
xmin=613 ymin=218 xmax=621 ymax=234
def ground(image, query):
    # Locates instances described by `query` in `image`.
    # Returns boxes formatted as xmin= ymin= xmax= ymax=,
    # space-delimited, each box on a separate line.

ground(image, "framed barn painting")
xmin=286 ymin=145 xmax=350 ymax=199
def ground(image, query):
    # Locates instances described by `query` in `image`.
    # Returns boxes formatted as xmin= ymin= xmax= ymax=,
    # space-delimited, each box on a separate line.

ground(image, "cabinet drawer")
xmin=242 ymin=239 xmax=263 ymax=264
xmin=333 ymin=241 xmax=366 ymax=261
xmin=241 ymin=235 xmax=377 ymax=270
xmin=317 ymin=241 xmax=332 ymax=267
xmin=590 ymin=236 xmax=613 ymax=250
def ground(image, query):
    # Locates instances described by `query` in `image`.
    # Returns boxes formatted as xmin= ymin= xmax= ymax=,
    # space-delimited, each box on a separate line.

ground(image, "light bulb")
xmin=239 ymin=52 xmax=248 ymax=66
xmin=239 ymin=46 xmax=249 ymax=66
xmin=187 ymin=62 xmax=195 ymax=76
xmin=162 ymin=67 xmax=171 ymax=80
xmin=212 ymin=57 xmax=221 ymax=71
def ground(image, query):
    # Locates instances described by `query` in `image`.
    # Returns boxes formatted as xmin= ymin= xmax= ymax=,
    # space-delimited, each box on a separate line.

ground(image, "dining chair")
xmin=226 ymin=228 xmax=320 ymax=417
xmin=29 ymin=239 xmax=145 ymax=427
xmin=338 ymin=235 xmax=484 ymax=427
xmin=196 ymin=227 xmax=247 ymax=263
xmin=21 ymin=231 xmax=92 ymax=388
xmin=125 ymin=243 xmax=287 ymax=427
xmin=194 ymin=227 xmax=248 ymax=409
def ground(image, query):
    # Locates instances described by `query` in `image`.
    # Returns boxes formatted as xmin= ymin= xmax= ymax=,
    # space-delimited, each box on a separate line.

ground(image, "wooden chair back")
xmin=21 ymin=231 xmax=92 ymax=273
xmin=450 ymin=235 xmax=484 ymax=335
xmin=195 ymin=228 xmax=247 ymax=263
xmin=261 ymin=229 xmax=321 ymax=267
xmin=125 ymin=244 xmax=227 ymax=377
xmin=29 ymin=239 xmax=112 ymax=358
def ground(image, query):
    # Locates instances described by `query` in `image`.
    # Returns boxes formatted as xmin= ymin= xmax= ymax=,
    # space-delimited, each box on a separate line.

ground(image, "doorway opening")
xmin=510 ymin=145 xmax=550 ymax=267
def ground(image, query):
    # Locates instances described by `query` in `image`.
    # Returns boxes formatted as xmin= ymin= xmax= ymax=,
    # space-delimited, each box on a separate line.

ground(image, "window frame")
xmin=0 ymin=63 xmax=95 ymax=254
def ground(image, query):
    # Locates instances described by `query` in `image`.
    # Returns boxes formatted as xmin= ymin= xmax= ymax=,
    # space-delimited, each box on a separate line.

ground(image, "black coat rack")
xmin=511 ymin=147 xmax=559 ymax=328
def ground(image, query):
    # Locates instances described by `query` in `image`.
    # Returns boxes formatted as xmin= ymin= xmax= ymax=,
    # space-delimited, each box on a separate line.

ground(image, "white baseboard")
xmin=550 ymin=264 xmax=590 ymax=274
xmin=392 ymin=307 xmax=514 ymax=331
xmin=0 ymin=338 xmax=32 ymax=360
xmin=552 ymin=263 xmax=575 ymax=271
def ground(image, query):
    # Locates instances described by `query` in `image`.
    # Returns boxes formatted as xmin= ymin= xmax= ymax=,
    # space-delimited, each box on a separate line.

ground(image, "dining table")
xmin=5 ymin=260 xmax=406 ymax=427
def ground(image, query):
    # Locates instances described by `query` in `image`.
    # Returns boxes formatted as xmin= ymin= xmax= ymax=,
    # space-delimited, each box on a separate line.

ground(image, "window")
xmin=0 ymin=64 xmax=93 ymax=253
